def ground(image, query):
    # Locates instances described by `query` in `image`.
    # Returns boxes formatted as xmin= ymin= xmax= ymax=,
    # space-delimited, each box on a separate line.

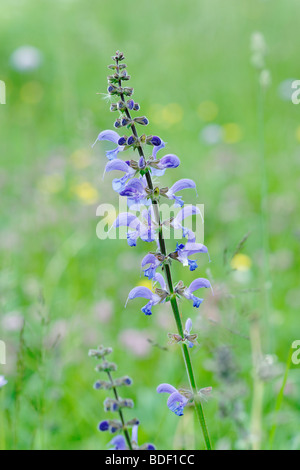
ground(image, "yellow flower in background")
xmin=149 ymin=103 xmax=183 ymax=128
xmin=295 ymin=125 xmax=300 ymax=143
xmin=20 ymin=81 xmax=44 ymax=104
xmin=70 ymin=148 xmax=92 ymax=169
xmin=197 ymin=101 xmax=219 ymax=122
xmin=138 ymin=279 xmax=153 ymax=291
xmin=72 ymin=182 xmax=99 ymax=205
xmin=38 ymin=173 xmax=64 ymax=194
xmin=231 ymin=253 xmax=252 ymax=271
xmin=223 ymin=123 xmax=243 ymax=144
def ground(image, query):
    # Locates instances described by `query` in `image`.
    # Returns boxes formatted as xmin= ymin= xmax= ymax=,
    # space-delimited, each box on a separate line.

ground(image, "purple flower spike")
xmin=92 ymin=129 xmax=125 ymax=160
xmin=166 ymin=179 xmax=196 ymax=207
xmin=157 ymin=383 xmax=189 ymax=417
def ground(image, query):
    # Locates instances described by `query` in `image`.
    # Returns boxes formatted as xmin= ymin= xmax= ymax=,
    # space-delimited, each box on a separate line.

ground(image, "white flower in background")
xmin=250 ymin=31 xmax=267 ymax=69
xmin=10 ymin=46 xmax=43 ymax=72
xmin=0 ymin=376 xmax=7 ymax=388
xmin=200 ymin=124 xmax=223 ymax=145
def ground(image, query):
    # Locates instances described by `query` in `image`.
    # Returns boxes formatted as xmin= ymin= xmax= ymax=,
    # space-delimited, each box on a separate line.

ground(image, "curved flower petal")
xmin=157 ymin=154 xmax=180 ymax=169
xmin=167 ymin=179 xmax=196 ymax=197
xmin=93 ymin=129 xmax=120 ymax=145
xmin=167 ymin=392 xmax=188 ymax=416
xmin=153 ymin=272 xmax=166 ymax=291
xmin=104 ymin=159 xmax=131 ymax=175
xmin=109 ymin=435 xmax=127 ymax=450
xmin=184 ymin=242 xmax=208 ymax=255
xmin=141 ymin=254 xmax=160 ymax=279
xmin=157 ymin=383 xmax=178 ymax=395
xmin=185 ymin=318 xmax=193 ymax=334
xmin=152 ymin=140 xmax=166 ymax=159
xmin=120 ymin=179 xmax=146 ymax=198
xmin=141 ymin=253 xmax=157 ymax=267
xmin=93 ymin=129 xmax=125 ymax=160
xmin=131 ymin=425 xmax=139 ymax=445
xmin=187 ymin=278 xmax=211 ymax=293
xmin=127 ymin=286 xmax=155 ymax=302
xmin=113 ymin=213 xmax=140 ymax=230
xmin=173 ymin=205 xmax=202 ymax=228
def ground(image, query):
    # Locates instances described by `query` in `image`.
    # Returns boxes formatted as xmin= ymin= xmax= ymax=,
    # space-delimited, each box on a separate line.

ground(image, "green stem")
xmin=268 ymin=347 xmax=293 ymax=449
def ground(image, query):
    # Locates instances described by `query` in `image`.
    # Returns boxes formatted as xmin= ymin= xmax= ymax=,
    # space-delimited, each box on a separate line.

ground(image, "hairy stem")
xmin=116 ymin=59 xmax=211 ymax=449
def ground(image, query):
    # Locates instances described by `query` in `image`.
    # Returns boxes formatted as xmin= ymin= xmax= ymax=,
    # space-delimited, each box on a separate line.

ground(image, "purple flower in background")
xmin=93 ymin=130 xmax=125 ymax=160
xmin=126 ymin=273 xmax=167 ymax=315
xmin=156 ymin=383 xmax=189 ymax=417
xmin=103 ymin=158 xmax=135 ymax=192
xmin=165 ymin=179 xmax=196 ymax=207
xmin=176 ymin=278 xmax=212 ymax=308
xmin=0 ymin=376 xmax=7 ymax=388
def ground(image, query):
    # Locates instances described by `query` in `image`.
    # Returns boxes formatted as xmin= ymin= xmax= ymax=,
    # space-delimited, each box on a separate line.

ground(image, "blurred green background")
xmin=0 ymin=0 xmax=300 ymax=450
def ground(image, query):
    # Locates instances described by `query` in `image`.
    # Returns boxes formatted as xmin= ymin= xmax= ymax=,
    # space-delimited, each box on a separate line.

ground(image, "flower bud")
xmin=117 ymin=100 xmax=126 ymax=110
xmin=138 ymin=156 xmax=146 ymax=169
xmin=126 ymin=99 xmax=135 ymax=110
xmin=98 ymin=420 xmax=109 ymax=431
xmin=127 ymin=135 xmax=136 ymax=146
xmin=122 ymin=87 xmax=134 ymax=97
xmin=118 ymin=136 xmax=127 ymax=146
xmin=133 ymin=116 xmax=149 ymax=126
xmin=146 ymin=135 xmax=162 ymax=146
xmin=88 ymin=346 xmax=113 ymax=359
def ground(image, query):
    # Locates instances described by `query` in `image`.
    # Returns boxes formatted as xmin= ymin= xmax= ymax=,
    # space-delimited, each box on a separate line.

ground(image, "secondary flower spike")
xmin=109 ymin=425 xmax=155 ymax=450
